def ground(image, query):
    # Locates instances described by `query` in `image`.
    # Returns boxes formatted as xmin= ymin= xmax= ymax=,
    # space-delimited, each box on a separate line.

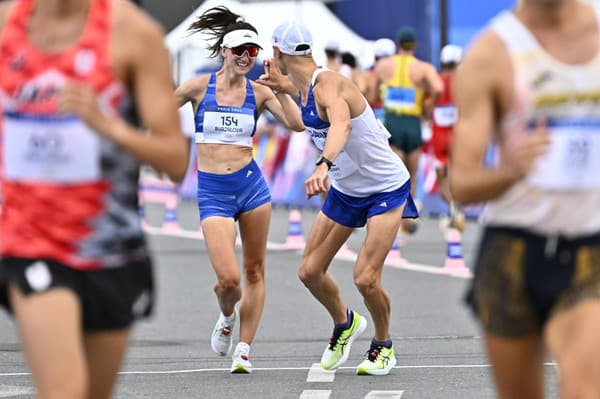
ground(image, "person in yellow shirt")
xmin=375 ymin=26 xmax=443 ymax=233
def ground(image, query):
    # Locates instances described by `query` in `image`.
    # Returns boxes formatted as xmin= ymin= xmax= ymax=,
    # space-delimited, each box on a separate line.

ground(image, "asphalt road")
xmin=0 ymin=203 xmax=559 ymax=398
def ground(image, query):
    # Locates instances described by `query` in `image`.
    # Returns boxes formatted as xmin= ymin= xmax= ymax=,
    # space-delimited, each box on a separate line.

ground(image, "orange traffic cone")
xmin=385 ymin=235 xmax=407 ymax=266
xmin=441 ymin=228 xmax=471 ymax=276
xmin=283 ymin=209 xmax=306 ymax=250
xmin=160 ymin=188 xmax=181 ymax=235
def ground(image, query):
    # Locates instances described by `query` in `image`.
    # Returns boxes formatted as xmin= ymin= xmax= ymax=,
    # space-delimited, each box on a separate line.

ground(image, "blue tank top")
xmin=194 ymin=73 xmax=258 ymax=148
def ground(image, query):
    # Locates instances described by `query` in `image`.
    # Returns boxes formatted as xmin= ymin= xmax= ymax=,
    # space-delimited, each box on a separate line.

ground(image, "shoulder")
xmin=113 ymin=0 xmax=166 ymax=48
xmin=315 ymin=69 xmax=346 ymax=89
xmin=414 ymin=58 xmax=437 ymax=73
xmin=176 ymin=74 xmax=211 ymax=98
xmin=454 ymin=27 xmax=511 ymax=111
xmin=375 ymin=56 xmax=395 ymax=70
xmin=459 ymin=28 xmax=510 ymax=85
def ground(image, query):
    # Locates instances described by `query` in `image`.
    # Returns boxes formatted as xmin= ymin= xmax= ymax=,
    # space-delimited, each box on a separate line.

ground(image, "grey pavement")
xmin=0 ymin=203 xmax=558 ymax=398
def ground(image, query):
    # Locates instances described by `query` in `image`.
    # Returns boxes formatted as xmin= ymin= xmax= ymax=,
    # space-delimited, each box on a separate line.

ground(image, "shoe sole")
xmin=323 ymin=315 xmax=367 ymax=370
xmin=357 ymin=355 xmax=397 ymax=376
xmin=230 ymin=365 xmax=252 ymax=374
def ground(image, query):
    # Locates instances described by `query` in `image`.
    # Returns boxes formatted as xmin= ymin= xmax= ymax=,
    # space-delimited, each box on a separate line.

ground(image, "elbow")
xmin=288 ymin=118 xmax=305 ymax=132
xmin=448 ymin=167 xmax=469 ymax=204
xmin=291 ymin=122 xmax=305 ymax=132
xmin=167 ymin=167 xmax=187 ymax=184
xmin=165 ymin=162 xmax=187 ymax=184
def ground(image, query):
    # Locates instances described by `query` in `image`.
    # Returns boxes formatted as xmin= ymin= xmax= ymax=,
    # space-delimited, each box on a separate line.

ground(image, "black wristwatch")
xmin=315 ymin=155 xmax=333 ymax=171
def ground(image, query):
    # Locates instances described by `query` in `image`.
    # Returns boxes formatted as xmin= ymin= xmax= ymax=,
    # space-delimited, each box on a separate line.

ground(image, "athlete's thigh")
xmin=8 ymin=284 xmax=87 ymax=394
xmin=485 ymin=332 xmax=545 ymax=399
xmin=238 ymin=202 xmax=271 ymax=265
xmin=356 ymin=205 xmax=404 ymax=276
xmin=303 ymin=211 xmax=353 ymax=271
xmin=545 ymin=301 xmax=600 ymax=384
xmin=201 ymin=216 xmax=239 ymax=277
xmin=84 ymin=328 xmax=131 ymax=399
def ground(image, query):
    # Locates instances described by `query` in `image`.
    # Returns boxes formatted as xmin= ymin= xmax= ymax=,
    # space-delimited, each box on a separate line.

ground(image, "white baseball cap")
xmin=374 ymin=38 xmax=396 ymax=58
xmin=272 ymin=22 xmax=313 ymax=56
xmin=221 ymin=29 xmax=262 ymax=49
xmin=440 ymin=44 xmax=462 ymax=64
xmin=325 ymin=39 xmax=340 ymax=52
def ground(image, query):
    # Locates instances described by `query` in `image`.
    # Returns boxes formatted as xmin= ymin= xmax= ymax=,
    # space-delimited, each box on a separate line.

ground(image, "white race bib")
xmin=527 ymin=125 xmax=600 ymax=190
xmin=3 ymin=114 xmax=101 ymax=183
xmin=433 ymin=105 xmax=457 ymax=127
xmin=308 ymin=127 xmax=358 ymax=180
xmin=199 ymin=111 xmax=255 ymax=147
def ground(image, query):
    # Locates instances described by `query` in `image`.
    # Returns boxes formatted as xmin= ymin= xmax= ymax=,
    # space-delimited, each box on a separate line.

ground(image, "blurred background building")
xmin=138 ymin=0 xmax=513 ymax=66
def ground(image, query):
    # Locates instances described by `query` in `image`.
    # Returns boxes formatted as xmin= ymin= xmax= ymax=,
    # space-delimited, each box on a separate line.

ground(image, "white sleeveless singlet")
xmin=301 ymin=68 xmax=410 ymax=197
xmin=481 ymin=9 xmax=600 ymax=236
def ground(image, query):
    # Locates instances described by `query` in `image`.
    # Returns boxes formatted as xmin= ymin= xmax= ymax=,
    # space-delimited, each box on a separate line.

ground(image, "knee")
xmin=216 ymin=274 xmax=241 ymax=292
xmin=354 ymin=271 xmax=379 ymax=296
xmin=243 ymin=260 xmax=265 ymax=285
xmin=298 ymin=262 xmax=323 ymax=286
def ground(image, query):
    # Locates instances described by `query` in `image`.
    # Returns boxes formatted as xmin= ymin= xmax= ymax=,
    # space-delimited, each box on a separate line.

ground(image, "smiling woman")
xmin=172 ymin=5 xmax=305 ymax=375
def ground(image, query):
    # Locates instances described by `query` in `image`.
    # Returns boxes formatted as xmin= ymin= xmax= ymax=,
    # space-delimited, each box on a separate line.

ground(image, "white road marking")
xmin=385 ymin=261 xmax=472 ymax=279
xmin=299 ymin=390 xmax=331 ymax=399
xmin=306 ymin=363 xmax=335 ymax=382
xmin=0 ymin=385 xmax=34 ymax=397
xmin=365 ymin=391 xmax=404 ymax=399
xmin=0 ymin=362 xmax=558 ymax=377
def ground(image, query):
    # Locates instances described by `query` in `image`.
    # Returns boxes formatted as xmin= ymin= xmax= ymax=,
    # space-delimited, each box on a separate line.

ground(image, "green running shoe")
xmin=320 ymin=310 xmax=367 ymax=370
xmin=356 ymin=342 xmax=397 ymax=376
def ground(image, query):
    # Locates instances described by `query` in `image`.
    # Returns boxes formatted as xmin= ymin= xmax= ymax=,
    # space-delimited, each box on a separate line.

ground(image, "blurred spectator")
xmin=324 ymin=39 xmax=342 ymax=72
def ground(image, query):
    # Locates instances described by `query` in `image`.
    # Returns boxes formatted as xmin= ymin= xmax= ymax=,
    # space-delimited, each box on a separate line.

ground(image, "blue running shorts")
xmin=322 ymin=180 xmax=418 ymax=228
xmin=197 ymin=159 xmax=271 ymax=221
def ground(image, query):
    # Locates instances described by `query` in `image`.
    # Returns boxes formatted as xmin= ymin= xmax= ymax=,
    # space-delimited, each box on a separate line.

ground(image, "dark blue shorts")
xmin=197 ymin=159 xmax=271 ymax=221
xmin=0 ymin=257 xmax=154 ymax=331
xmin=322 ymin=180 xmax=418 ymax=228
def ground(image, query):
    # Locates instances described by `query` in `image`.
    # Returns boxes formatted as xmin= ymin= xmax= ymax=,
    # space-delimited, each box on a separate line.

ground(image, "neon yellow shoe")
xmin=320 ymin=311 xmax=367 ymax=370
xmin=356 ymin=343 xmax=397 ymax=376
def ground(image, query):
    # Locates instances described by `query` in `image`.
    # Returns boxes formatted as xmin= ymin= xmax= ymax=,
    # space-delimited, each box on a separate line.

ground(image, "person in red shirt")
xmin=0 ymin=0 xmax=188 ymax=397
xmin=430 ymin=44 xmax=464 ymax=230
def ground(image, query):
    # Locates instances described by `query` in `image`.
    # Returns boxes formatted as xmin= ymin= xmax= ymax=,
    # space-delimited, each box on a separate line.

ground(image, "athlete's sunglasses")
xmin=230 ymin=44 xmax=260 ymax=58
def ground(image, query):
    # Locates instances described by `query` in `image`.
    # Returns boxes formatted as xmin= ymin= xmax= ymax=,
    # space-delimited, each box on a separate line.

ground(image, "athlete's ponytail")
xmin=188 ymin=6 xmax=258 ymax=58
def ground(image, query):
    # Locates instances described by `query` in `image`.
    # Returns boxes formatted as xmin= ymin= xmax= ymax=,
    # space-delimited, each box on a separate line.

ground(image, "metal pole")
xmin=440 ymin=0 xmax=448 ymax=47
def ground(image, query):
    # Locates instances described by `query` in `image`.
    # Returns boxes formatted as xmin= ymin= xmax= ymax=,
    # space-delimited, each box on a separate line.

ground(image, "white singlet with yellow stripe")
xmin=481 ymin=9 xmax=600 ymax=237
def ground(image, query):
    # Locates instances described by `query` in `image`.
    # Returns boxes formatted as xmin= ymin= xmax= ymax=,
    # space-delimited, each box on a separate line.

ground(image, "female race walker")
xmin=174 ymin=6 xmax=303 ymax=374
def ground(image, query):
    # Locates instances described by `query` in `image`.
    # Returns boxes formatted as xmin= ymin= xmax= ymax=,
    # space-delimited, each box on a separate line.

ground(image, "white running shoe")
xmin=230 ymin=342 xmax=252 ymax=374
xmin=211 ymin=310 xmax=236 ymax=356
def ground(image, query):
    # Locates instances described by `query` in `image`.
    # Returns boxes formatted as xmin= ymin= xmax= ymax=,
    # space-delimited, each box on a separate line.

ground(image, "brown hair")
xmin=188 ymin=6 xmax=258 ymax=58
